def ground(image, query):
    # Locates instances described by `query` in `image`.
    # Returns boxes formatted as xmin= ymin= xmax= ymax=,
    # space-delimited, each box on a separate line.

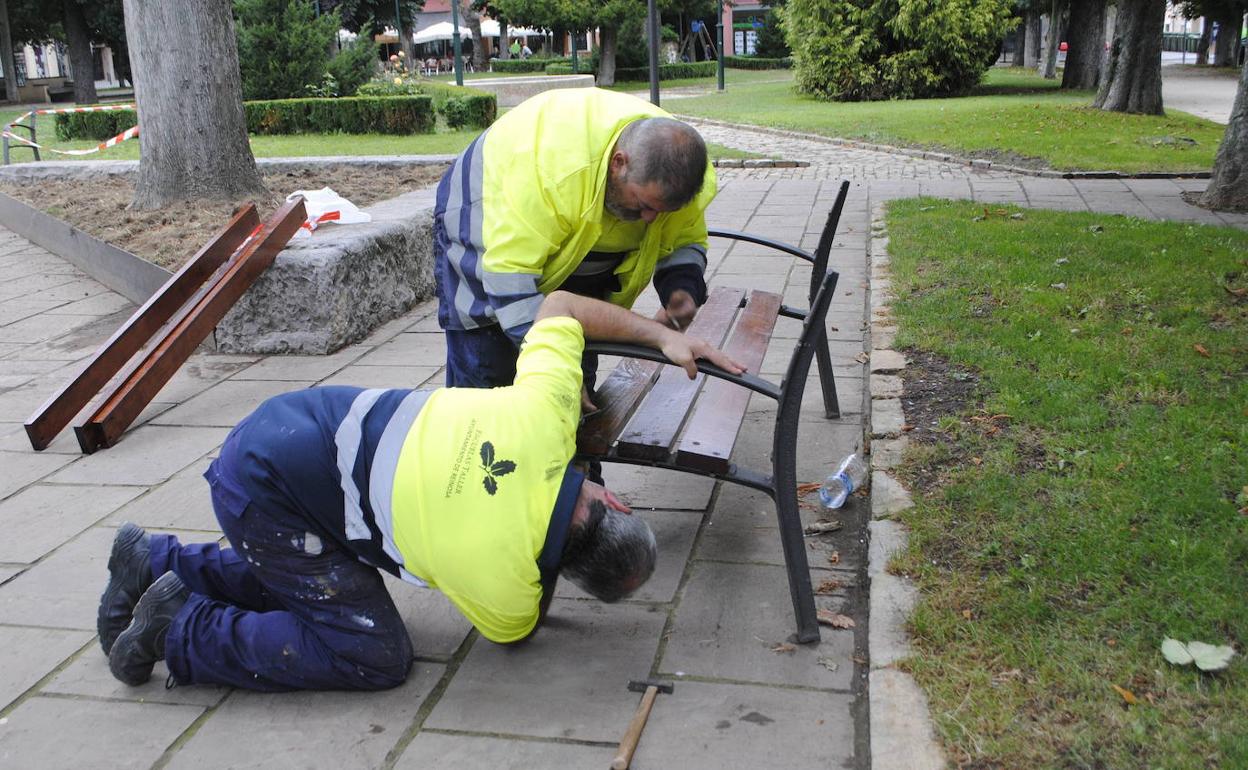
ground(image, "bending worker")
xmin=434 ymin=87 xmax=717 ymax=396
xmin=98 ymin=292 xmax=743 ymax=692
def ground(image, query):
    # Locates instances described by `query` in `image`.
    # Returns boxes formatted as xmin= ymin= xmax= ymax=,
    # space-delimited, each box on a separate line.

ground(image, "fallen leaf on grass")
xmin=1112 ymin=684 xmax=1138 ymax=705
xmin=1223 ymin=284 xmax=1247 ymax=298
xmin=971 ymin=456 xmax=982 ymax=466
xmin=992 ymin=669 xmax=1023 ymax=685
xmin=1114 ymin=462 xmax=1126 ymax=472
xmin=961 ymin=609 xmax=973 ymax=620
xmin=1161 ymin=638 xmax=1236 ymax=671
xmin=771 ymin=642 xmax=797 ymax=654
xmin=804 ymin=520 xmax=842 ymax=536
xmin=817 ymin=609 xmax=855 ymax=629
xmin=827 ymin=550 xmax=840 ymax=565
xmin=815 ymin=579 xmax=843 ymax=595
xmin=1121 ymin=327 xmax=1133 ymax=336
xmin=1194 ymin=343 xmax=1211 ymax=358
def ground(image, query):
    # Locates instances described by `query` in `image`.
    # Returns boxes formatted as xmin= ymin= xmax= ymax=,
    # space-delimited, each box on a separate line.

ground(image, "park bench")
xmin=576 ymin=180 xmax=851 ymax=644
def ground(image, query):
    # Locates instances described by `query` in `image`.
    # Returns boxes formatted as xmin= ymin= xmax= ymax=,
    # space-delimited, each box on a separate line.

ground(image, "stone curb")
xmin=865 ymin=200 xmax=947 ymax=770
xmin=679 ymin=116 xmax=1212 ymax=180
xmin=711 ymin=158 xmax=810 ymax=168
xmin=0 ymin=155 xmax=457 ymax=182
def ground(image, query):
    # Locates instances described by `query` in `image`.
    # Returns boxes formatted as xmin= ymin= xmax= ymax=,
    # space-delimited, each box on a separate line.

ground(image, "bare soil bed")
xmin=0 ymin=164 xmax=447 ymax=269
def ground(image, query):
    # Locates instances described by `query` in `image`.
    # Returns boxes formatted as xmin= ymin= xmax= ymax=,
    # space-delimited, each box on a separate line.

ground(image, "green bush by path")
xmin=784 ymin=0 xmax=1015 ymax=100
xmin=885 ymin=199 xmax=1248 ymax=769
xmin=357 ymin=80 xmax=496 ymax=129
xmin=547 ymin=60 xmax=718 ymax=80
xmin=236 ymin=0 xmax=340 ymax=100
xmin=725 ymin=55 xmax=792 ymax=69
xmin=54 ymin=108 xmax=138 ymax=141
xmin=245 ymin=96 xmax=435 ymax=134
xmin=670 ymin=68 xmax=1226 ymax=173
xmin=327 ymin=31 xmax=380 ymax=96
xmin=489 ymin=57 xmax=559 ymax=73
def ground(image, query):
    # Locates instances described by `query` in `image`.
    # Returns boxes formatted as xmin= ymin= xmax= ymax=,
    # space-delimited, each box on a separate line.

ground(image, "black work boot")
xmin=109 ymin=571 xmax=189 ymax=687
xmin=98 ymin=522 xmax=153 ymax=655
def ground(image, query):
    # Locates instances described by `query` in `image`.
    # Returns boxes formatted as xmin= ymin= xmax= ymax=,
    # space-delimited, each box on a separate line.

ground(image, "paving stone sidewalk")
xmin=0 ymin=175 xmax=872 ymax=769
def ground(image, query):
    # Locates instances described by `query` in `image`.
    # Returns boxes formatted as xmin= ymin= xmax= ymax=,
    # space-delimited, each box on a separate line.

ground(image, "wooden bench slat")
xmin=614 ymin=286 xmax=745 ymax=462
xmin=673 ymin=290 xmax=783 ymax=474
xmin=577 ymin=357 xmax=662 ymax=457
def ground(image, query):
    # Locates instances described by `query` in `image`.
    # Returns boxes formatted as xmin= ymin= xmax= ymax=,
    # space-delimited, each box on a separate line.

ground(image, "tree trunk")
xmin=1025 ymin=9 xmax=1042 ymax=69
xmin=1199 ymin=59 xmax=1248 ymax=210
xmin=399 ymin=19 xmax=415 ymax=67
xmin=1012 ymin=23 xmax=1026 ymax=67
xmin=0 ymin=0 xmax=19 ymax=103
xmin=597 ymin=25 xmax=617 ymax=86
xmin=63 ymin=0 xmax=98 ymax=104
xmin=1041 ymin=2 xmax=1062 ymax=79
xmin=500 ymin=19 xmax=510 ymax=60
xmin=1093 ymin=0 xmax=1164 ymax=114
xmin=122 ymin=0 xmax=267 ymax=210
xmin=1212 ymin=13 xmax=1238 ymax=66
xmin=1062 ymin=0 xmax=1105 ymax=89
xmin=1195 ymin=19 xmax=1211 ymax=66
xmin=464 ymin=6 xmax=485 ymax=72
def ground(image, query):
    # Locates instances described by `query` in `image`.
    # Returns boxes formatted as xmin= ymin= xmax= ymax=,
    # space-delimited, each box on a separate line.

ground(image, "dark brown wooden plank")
xmin=74 ymin=198 xmax=305 ymax=453
xmin=577 ymin=357 xmax=662 ymax=457
xmin=23 ymin=204 xmax=260 ymax=450
xmin=615 ymin=286 xmax=745 ymax=462
xmin=674 ymin=290 xmax=783 ymax=474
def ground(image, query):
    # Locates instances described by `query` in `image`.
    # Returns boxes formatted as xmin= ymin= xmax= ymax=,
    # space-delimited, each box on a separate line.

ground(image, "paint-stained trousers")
xmin=154 ymin=459 xmax=414 ymax=692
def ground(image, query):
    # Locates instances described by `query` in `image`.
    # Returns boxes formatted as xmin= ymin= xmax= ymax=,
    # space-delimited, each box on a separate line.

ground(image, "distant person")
xmin=521 ymin=42 xmax=532 ymax=59
xmin=431 ymin=88 xmax=716 ymax=412
xmin=509 ymin=39 xmax=521 ymax=58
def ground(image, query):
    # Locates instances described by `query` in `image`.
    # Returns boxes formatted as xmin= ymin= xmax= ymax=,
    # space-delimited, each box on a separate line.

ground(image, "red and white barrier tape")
xmin=298 ymin=210 xmax=342 ymax=233
xmin=2 ymin=103 xmax=139 ymax=157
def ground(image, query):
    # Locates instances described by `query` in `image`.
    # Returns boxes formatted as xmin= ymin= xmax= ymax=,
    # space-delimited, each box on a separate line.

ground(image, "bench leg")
xmin=772 ymin=431 xmax=821 ymax=644
xmin=814 ymin=327 xmax=840 ymax=419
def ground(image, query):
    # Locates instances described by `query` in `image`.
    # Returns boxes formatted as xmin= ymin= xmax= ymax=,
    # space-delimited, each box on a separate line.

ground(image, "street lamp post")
xmin=647 ymin=0 xmax=660 ymax=105
xmin=716 ymin=4 xmax=725 ymax=91
xmin=450 ymin=0 xmax=464 ymax=86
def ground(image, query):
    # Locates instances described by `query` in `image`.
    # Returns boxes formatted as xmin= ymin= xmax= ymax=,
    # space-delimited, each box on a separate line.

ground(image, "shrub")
xmin=612 ymin=61 xmax=718 ymax=81
xmin=244 ymin=96 xmax=435 ymax=134
xmin=236 ymin=0 xmax=340 ymax=100
xmin=328 ymin=29 xmax=380 ymax=96
xmin=544 ymin=60 xmax=595 ymax=75
xmin=784 ymin=0 xmax=1015 ymax=101
xmin=753 ymin=11 xmax=791 ymax=58
xmin=488 ymin=57 xmax=555 ymax=73
xmin=54 ymin=108 xmax=138 ymax=141
xmin=725 ymin=55 xmax=793 ymax=69
xmin=358 ymin=79 xmax=497 ymax=129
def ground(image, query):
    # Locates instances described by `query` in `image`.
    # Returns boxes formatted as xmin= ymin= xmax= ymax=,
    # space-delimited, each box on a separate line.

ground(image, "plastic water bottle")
xmin=819 ymin=453 xmax=868 ymax=509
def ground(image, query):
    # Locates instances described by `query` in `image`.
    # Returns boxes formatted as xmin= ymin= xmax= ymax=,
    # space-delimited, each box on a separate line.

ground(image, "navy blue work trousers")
xmin=155 ymin=463 xmax=414 ymax=692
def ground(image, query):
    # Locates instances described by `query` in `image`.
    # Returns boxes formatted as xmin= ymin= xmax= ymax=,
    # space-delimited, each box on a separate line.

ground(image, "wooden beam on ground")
xmin=74 ymin=198 xmax=305 ymax=453
xmin=673 ymin=290 xmax=782 ymax=474
xmin=23 ymin=204 xmax=260 ymax=451
xmin=614 ymin=287 xmax=744 ymax=462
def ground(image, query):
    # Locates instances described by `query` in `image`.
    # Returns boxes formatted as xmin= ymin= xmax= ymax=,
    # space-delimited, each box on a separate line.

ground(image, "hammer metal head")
xmin=627 ymin=679 xmax=674 ymax=694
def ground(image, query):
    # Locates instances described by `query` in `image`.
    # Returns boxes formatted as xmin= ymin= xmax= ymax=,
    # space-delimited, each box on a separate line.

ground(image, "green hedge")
xmin=54 ymin=109 xmax=139 ymax=141
xmin=489 ymin=57 xmax=557 ymax=73
xmin=245 ymin=96 xmax=434 ymax=134
xmin=544 ymin=61 xmax=595 ymax=75
xmin=546 ymin=61 xmax=718 ymax=80
xmin=357 ymin=80 xmax=496 ymax=129
xmin=55 ymin=97 xmax=439 ymax=139
xmin=725 ymin=55 xmax=792 ymax=69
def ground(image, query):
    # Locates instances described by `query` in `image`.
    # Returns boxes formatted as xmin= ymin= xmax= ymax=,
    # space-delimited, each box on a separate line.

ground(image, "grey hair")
xmin=615 ymin=117 xmax=708 ymax=209
xmin=560 ymin=500 xmax=657 ymax=603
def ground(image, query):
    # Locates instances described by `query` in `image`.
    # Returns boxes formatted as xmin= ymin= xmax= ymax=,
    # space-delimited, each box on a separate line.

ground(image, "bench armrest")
xmin=707 ymin=229 xmax=815 ymax=264
xmin=584 ymin=341 xmax=782 ymax=401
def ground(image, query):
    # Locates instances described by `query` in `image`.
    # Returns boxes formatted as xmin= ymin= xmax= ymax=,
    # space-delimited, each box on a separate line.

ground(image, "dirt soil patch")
xmin=896 ymin=347 xmax=984 ymax=492
xmin=0 ymin=164 xmax=447 ymax=269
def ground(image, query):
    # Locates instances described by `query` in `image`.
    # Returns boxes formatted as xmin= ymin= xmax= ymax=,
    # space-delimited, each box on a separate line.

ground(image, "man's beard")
xmin=604 ymin=172 xmax=642 ymax=221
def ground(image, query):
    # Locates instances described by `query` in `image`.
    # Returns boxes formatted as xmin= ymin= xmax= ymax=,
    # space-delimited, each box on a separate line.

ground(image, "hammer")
xmin=611 ymin=678 xmax=674 ymax=770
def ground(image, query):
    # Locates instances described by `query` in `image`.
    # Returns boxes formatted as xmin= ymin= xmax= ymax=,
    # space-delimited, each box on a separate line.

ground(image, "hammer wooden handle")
xmin=611 ymin=685 xmax=658 ymax=770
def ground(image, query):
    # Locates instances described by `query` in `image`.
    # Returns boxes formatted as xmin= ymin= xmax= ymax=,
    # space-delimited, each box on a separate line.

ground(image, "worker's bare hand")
xmin=581 ymin=385 xmax=598 ymax=414
xmin=660 ymin=331 xmax=746 ymax=379
xmin=657 ymin=290 xmax=697 ymax=331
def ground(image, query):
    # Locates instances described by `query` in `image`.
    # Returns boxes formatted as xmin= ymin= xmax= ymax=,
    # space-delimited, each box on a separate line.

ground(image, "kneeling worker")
xmin=97 ymin=292 xmax=743 ymax=692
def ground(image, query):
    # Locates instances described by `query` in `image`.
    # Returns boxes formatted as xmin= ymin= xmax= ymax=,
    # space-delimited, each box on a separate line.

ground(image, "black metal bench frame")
xmin=576 ymin=180 xmax=850 ymax=643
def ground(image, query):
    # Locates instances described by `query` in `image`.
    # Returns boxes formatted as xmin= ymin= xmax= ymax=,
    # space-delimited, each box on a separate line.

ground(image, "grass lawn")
xmin=670 ymin=67 xmax=1228 ymax=173
xmin=885 ymin=199 xmax=1248 ymax=768
xmin=0 ymin=107 xmax=759 ymax=162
